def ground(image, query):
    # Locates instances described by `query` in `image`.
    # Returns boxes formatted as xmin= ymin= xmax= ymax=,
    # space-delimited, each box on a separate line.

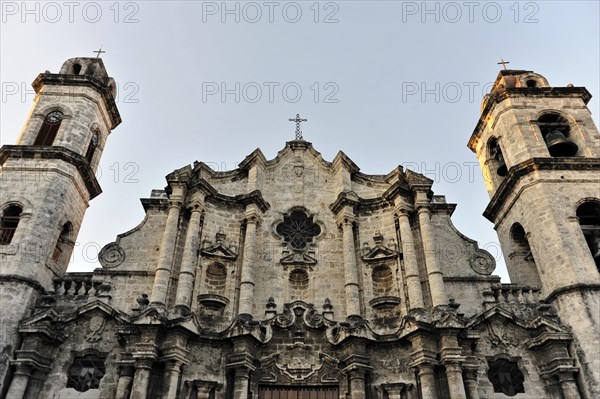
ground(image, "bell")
xmin=496 ymin=153 xmax=508 ymax=176
xmin=545 ymin=130 xmax=578 ymax=157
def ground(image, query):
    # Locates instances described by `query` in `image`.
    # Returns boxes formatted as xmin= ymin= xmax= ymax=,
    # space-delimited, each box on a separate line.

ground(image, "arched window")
xmin=72 ymin=63 xmax=82 ymax=75
xmin=289 ymin=268 xmax=309 ymax=300
xmin=289 ymin=269 xmax=309 ymax=290
xmin=34 ymin=111 xmax=63 ymax=146
xmin=372 ymin=265 xmax=393 ymax=297
xmin=205 ymin=263 xmax=227 ymax=293
xmin=53 ymin=222 xmax=72 ymax=263
xmin=85 ymin=132 xmax=99 ymax=163
xmin=0 ymin=205 xmax=22 ymax=245
xmin=508 ymin=223 xmax=541 ymax=288
xmin=488 ymin=359 xmax=525 ymax=396
xmin=577 ymin=201 xmax=600 ymax=269
xmin=537 ymin=113 xmax=578 ymax=157
xmin=511 ymin=224 xmax=534 ymax=262
xmin=66 ymin=354 xmax=105 ymax=392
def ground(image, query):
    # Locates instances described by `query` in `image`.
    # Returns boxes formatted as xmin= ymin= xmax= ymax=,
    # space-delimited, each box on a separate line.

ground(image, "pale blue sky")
xmin=1 ymin=1 xmax=599 ymax=280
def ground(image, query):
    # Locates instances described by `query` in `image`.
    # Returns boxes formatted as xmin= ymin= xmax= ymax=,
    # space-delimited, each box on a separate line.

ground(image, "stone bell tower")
xmin=0 ymin=57 xmax=121 ymax=393
xmin=469 ymin=69 xmax=600 ymax=397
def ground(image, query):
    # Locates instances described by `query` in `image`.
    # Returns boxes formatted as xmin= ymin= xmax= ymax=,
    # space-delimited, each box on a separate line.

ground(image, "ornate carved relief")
xmin=98 ymin=242 xmax=125 ymax=268
xmin=470 ymin=249 xmax=496 ymax=275
xmin=200 ymin=230 xmax=238 ymax=260
xmin=85 ymin=314 xmax=107 ymax=343
xmin=258 ymin=349 xmax=342 ymax=384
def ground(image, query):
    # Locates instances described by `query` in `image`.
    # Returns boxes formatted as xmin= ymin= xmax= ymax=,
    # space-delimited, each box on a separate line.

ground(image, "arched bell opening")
xmin=537 ymin=113 xmax=578 ymax=157
xmin=577 ymin=200 xmax=600 ymax=270
xmin=508 ymin=223 xmax=541 ymax=288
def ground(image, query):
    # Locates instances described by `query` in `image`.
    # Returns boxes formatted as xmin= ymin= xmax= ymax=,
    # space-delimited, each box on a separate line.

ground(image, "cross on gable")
xmin=93 ymin=47 xmax=106 ymax=58
xmin=498 ymin=58 xmax=510 ymax=70
xmin=289 ymin=113 xmax=308 ymax=140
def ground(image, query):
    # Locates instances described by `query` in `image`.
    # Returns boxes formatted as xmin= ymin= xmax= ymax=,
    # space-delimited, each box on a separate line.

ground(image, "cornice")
xmin=0 ymin=145 xmax=102 ymax=199
xmin=32 ymin=73 xmax=121 ymax=129
xmin=484 ymin=157 xmax=600 ymax=222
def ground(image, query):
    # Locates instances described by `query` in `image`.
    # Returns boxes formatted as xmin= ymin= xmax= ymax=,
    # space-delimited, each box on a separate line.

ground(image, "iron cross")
xmin=289 ymin=114 xmax=307 ymax=140
xmin=498 ymin=58 xmax=510 ymax=70
xmin=93 ymin=46 xmax=106 ymax=58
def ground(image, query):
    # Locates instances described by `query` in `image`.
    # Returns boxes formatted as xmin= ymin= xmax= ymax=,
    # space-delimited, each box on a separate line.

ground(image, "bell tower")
xmin=469 ymin=69 xmax=600 ymax=397
xmin=0 ymin=57 xmax=121 ymax=392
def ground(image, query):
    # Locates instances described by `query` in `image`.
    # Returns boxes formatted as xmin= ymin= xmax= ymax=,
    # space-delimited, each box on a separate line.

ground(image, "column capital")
xmin=557 ymin=369 xmax=580 ymax=383
xmin=335 ymin=209 xmax=356 ymax=227
xmin=133 ymin=357 xmax=155 ymax=370
xmin=462 ymin=366 xmax=479 ymax=382
xmin=226 ymin=353 xmax=257 ymax=373
xmin=116 ymin=363 xmax=136 ymax=377
xmin=168 ymin=198 xmax=183 ymax=209
xmin=416 ymin=204 xmax=431 ymax=214
xmin=393 ymin=205 xmax=413 ymax=218
xmin=187 ymin=200 xmax=205 ymax=213
xmin=415 ymin=362 xmax=436 ymax=377
xmin=9 ymin=361 xmax=35 ymax=377
xmin=244 ymin=209 xmax=262 ymax=225
xmin=160 ymin=346 xmax=189 ymax=366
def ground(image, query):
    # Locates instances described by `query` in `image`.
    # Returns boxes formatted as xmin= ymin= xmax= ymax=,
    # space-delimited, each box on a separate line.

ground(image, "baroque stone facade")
xmin=0 ymin=58 xmax=599 ymax=399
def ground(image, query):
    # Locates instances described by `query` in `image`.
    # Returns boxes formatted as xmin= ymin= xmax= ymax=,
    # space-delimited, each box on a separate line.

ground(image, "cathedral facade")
xmin=0 ymin=57 xmax=599 ymax=399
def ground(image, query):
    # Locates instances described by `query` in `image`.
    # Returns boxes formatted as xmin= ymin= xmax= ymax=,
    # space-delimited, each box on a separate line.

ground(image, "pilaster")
xmin=416 ymin=192 xmax=448 ymax=308
xmin=335 ymin=206 xmax=361 ymax=318
xmin=174 ymin=197 xmax=205 ymax=315
xmin=150 ymin=188 xmax=185 ymax=309
xmin=394 ymin=205 xmax=425 ymax=309
xmin=238 ymin=205 xmax=263 ymax=317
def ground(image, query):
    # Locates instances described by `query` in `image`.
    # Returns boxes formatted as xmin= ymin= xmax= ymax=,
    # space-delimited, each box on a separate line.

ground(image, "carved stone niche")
xmin=197 ymin=294 xmax=229 ymax=318
xmin=369 ymin=296 xmax=401 ymax=311
xmin=363 ymin=232 xmax=402 ymax=311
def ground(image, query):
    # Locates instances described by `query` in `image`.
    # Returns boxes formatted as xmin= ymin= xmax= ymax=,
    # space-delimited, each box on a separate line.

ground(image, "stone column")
xmin=130 ymin=358 xmax=154 ymax=399
xmin=162 ymin=360 xmax=183 ymax=399
xmin=445 ymin=363 xmax=467 ymax=399
xmin=174 ymin=202 xmax=204 ymax=313
xmin=238 ymin=209 xmax=260 ymax=316
xmin=558 ymin=371 xmax=582 ymax=399
xmin=417 ymin=206 xmax=448 ymax=307
xmin=338 ymin=212 xmax=361 ymax=317
xmin=417 ymin=364 xmax=437 ymax=399
xmin=232 ymin=368 xmax=250 ymax=399
xmin=115 ymin=365 xmax=135 ymax=399
xmin=396 ymin=209 xmax=425 ymax=309
xmin=462 ymin=368 xmax=480 ymax=399
xmin=439 ymin=332 xmax=467 ymax=399
xmin=150 ymin=199 xmax=182 ymax=308
xmin=348 ymin=368 xmax=367 ymax=399
xmin=5 ymin=363 xmax=33 ymax=399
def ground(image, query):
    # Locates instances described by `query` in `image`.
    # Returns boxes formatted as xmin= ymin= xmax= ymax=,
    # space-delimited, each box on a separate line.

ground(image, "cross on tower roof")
xmin=289 ymin=113 xmax=307 ymax=140
xmin=93 ymin=46 xmax=106 ymax=58
xmin=498 ymin=58 xmax=510 ymax=70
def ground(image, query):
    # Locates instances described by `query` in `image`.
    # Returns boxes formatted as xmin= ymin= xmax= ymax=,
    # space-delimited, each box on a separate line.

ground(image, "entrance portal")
xmin=258 ymin=386 xmax=339 ymax=399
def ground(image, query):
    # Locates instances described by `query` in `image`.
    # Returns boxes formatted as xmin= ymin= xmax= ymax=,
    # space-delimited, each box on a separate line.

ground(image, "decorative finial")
xmin=497 ymin=58 xmax=510 ymax=70
xmin=93 ymin=46 xmax=106 ymax=58
xmin=289 ymin=113 xmax=307 ymax=140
